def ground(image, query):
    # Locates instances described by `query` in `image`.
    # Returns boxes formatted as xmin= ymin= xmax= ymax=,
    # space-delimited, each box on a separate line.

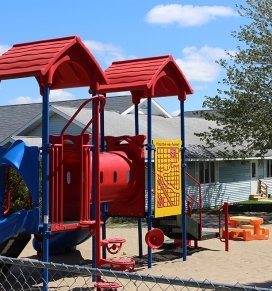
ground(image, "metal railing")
xmin=186 ymin=172 xmax=203 ymax=239
xmin=257 ymin=180 xmax=268 ymax=198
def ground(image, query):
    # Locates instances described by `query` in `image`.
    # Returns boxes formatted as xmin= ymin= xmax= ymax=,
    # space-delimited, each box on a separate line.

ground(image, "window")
xmin=265 ymin=160 xmax=272 ymax=177
xmin=198 ymin=162 xmax=215 ymax=184
xmin=251 ymin=162 xmax=257 ymax=178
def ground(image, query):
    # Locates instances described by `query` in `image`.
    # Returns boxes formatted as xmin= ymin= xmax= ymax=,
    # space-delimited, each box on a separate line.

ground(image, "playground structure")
xmin=0 ymin=36 xmax=228 ymax=289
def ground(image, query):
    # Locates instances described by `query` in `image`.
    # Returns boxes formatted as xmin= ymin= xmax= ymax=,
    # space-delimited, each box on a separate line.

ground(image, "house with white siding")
xmin=1 ymin=95 xmax=272 ymax=208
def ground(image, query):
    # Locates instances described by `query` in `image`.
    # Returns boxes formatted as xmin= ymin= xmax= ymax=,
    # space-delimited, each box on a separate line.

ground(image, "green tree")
xmin=4 ymin=167 xmax=30 ymax=214
xmin=197 ymin=0 xmax=272 ymax=158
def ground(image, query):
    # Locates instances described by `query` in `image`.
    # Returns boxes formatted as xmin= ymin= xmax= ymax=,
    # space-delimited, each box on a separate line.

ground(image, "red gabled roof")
xmin=99 ymin=55 xmax=193 ymax=102
xmin=0 ymin=36 xmax=107 ymax=92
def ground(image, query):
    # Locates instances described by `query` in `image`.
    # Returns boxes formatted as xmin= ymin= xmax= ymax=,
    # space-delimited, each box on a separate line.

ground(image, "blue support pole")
xmin=91 ymin=93 xmax=97 ymax=271
xmin=101 ymin=203 xmax=107 ymax=259
xmin=100 ymin=101 xmax=107 ymax=259
xmin=135 ymin=103 xmax=139 ymax=134
xmin=147 ymin=97 xmax=153 ymax=268
xmin=180 ymin=100 xmax=187 ymax=261
xmin=135 ymin=103 xmax=143 ymax=258
xmin=42 ymin=84 xmax=50 ymax=291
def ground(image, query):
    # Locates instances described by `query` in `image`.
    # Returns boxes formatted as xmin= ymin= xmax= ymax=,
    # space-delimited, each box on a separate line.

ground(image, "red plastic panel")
xmin=105 ymin=135 xmax=146 ymax=217
xmin=99 ymin=151 xmax=132 ymax=201
xmin=49 ymin=134 xmax=146 ymax=222
xmin=49 ymin=134 xmax=92 ymax=222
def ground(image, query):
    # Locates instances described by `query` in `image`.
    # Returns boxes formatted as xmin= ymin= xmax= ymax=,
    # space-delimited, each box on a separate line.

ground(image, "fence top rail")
xmin=0 ymin=255 xmax=270 ymax=291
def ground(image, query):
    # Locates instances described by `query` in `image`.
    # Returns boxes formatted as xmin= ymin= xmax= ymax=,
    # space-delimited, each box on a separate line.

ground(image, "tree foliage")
xmin=5 ymin=167 xmax=30 ymax=214
xmin=197 ymin=0 xmax=272 ymax=158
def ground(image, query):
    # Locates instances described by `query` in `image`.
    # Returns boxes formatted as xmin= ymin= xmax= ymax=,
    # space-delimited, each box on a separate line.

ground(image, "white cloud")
xmin=176 ymin=45 xmax=232 ymax=82
xmin=49 ymin=89 xmax=75 ymax=102
xmin=171 ymin=109 xmax=180 ymax=116
xmin=145 ymin=4 xmax=237 ymax=27
xmin=84 ymin=40 xmax=129 ymax=66
xmin=107 ymin=91 xmax=131 ymax=97
xmin=84 ymin=40 xmax=136 ymax=67
xmin=0 ymin=45 xmax=10 ymax=55
xmin=9 ymin=96 xmax=37 ymax=105
xmin=9 ymin=89 xmax=76 ymax=105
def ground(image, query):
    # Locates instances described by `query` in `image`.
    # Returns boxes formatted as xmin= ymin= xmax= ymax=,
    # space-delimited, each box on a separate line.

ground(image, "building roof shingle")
xmin=0 ymin=96 xmax=133 ymax=143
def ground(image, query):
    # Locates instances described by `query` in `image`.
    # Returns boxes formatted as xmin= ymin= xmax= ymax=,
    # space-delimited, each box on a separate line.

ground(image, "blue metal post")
xmin=135 ymin=103 xmax=143 ymax=258
xmin=101 ymin=203 xmax=107 ymax=259
xmin=91 ymin=93 xmax=97 ymax=271
xmin=180 ymin=100 xmax=187 ymax=261
xmin=93 ymin=96 xmax=101 ymax=271
xmin=42 ymin=84 xmax=50 ymax=290
xmin=147 ymin=97 xmax=153 ymax=268
xmin=100 ymin=99 xmax=107 ymax=259
xmin=135 ymin=103 xmax=139 ymax=134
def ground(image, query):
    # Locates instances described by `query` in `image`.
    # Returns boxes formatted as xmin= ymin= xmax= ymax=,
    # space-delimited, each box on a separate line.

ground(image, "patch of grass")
xmin=193 ymin=207 xmax=221 ymax=215
xmin=106 ymin=217 xmax=144 ymax=228
xmin=234 ymin=199 xmax=272 ymax=205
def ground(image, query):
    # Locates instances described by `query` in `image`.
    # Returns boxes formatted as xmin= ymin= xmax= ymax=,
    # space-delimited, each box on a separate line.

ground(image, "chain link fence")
xmin=0 ymin=255 xmax=270 ymax=291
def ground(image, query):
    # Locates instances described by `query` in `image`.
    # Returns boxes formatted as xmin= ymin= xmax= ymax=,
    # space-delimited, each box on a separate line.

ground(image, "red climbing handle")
xmin=60 ymin=94 xmax=106 ymax=136
xmin=100 ymin=238 xmax=126 ymax=254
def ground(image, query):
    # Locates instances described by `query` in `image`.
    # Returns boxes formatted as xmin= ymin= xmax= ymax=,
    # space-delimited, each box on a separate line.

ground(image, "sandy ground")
xmin=19 ymin=213 xmax=272 ymax=289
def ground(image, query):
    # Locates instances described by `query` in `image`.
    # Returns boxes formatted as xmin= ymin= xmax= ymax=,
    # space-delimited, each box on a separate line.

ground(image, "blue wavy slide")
xmin=0 ymin=140 xmax=40 ymax=256
xmin=0 ymin=140 xmax=90 ymax=257
xmin=33 ymin=228 xmax=91 ymax=255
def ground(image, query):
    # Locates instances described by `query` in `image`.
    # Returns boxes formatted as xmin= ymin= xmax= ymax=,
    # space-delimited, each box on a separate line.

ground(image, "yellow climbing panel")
xmin=153 ymin=139 xmax=182 ymax=218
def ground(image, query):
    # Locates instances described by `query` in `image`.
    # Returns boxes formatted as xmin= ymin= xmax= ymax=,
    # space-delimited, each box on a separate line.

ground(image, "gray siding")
xmin=29 ymin=114 xmax=84 ymax=136
xmin=187 ymin=180 xmax=251 ymax=208
xmin=186 ymin=160 xmax=252 ymax=208
xmin=219 ymin=160 xmax=250 ymax=183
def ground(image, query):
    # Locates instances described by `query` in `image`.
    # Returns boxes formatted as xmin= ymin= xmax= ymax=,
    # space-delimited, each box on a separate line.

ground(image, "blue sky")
xmin=0 ymin=0 xmax=247 ymax=114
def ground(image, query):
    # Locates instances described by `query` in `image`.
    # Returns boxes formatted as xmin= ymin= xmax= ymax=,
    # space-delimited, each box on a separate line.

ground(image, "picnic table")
xmin=224 ymin=215 xmax=269 ymax=241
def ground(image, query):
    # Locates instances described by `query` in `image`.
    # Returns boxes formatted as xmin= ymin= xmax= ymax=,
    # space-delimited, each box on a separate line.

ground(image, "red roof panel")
xmin=99 ymin=55 xmax=193 ymax=101
xmin=0 ymin=36 xmax=107 ymax=92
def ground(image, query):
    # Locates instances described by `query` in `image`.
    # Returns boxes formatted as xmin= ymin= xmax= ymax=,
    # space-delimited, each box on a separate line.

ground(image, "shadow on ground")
xmin=131 ymin=246 xmax=219 ymax=271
